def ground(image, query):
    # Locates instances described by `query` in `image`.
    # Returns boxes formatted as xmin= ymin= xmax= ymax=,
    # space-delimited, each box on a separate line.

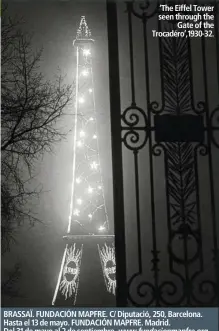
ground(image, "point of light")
xmin=73 ymin=209 xmax=80 ymax=216
xmin=79 ymin=130 xmax=85 ymax=138
xmin=76 ymin=198 xmax=83 ymax=205
xmin=89 ymin=117 xmax=94 ymax=121
xmin=98 ymin=225 xmax=106 ymax=232
xmin=78 ymin=97 xmax=85 ymax=104
xmin=88 ymin=88 xmax=93 ymax=93
xmin=93 ymin=134 xmax=97 ymax=139
xmin=98 ymin=185 xmax=102 ymax=190
xmin=76 ymin=140 xmax=83 ymax=148
xmin=90 ymin=161 xmax=98 ymax=170
xmin=88 ymin=214 xmax=92 ymax=219
xmin=83 ymin=49 xmax=91 ymax=56
xmin=87 ymin=186 xmax=93 ymax=194
xmin=76 ymin=177 xmax=82 ymax=184
xmin=81 ymin=69 xmax=89 ymax=77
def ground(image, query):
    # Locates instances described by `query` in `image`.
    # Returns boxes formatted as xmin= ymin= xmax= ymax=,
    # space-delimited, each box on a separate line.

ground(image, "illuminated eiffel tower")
xmin=52 ymin=16 xmax=116 ymax=306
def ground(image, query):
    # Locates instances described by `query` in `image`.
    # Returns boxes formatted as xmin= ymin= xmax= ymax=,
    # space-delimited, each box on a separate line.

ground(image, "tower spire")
xmin=76 ymin=16 xmax=92 ymax=40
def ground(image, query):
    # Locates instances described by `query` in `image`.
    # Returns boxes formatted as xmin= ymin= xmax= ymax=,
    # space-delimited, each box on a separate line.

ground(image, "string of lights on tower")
xmin=67 ymin=16 xmax=110 ymax=236
xmin=52 ymin=16 xmax=116 ymax=306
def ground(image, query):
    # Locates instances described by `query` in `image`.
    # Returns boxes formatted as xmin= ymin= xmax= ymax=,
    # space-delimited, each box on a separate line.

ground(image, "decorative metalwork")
xmin=107 ymin=0 xmax=218 ymax=306
xmin=98 ymin=243 xmax=116 ymax=295
xmin=59 ymin=244 xmax=83 ymax=303
xmin=210 ymin=106 xmax=219 ymax=148
xmin=122 ymin=106 xmax=149 ymax=151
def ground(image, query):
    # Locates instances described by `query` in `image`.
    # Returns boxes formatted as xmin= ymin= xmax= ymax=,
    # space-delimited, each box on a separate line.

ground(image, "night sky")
xmin=2 ymin=0 xmax=114 ymax=306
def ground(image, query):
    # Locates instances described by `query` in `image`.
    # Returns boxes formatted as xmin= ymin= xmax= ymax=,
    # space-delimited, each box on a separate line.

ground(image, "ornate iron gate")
xmin=107 ymin=0 xmax=219 ymax=306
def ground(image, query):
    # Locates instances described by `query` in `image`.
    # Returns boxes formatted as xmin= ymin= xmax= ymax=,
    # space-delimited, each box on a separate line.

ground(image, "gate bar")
xmin=106 ymin=1 xmax=127 ymax=307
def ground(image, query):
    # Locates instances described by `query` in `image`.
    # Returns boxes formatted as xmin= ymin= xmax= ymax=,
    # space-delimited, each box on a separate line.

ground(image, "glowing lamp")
xmin=76 ymin=140 xmax=83 ymax=148
xmin=76 ymin=177 xmax=81 ymax=184
xmin=89 ymin=117 xmax=94 ymax=121
xmin=83 ymin=49 xmax=91 ymax=56
xmin=88 ymin=88 xmax=93 ymax=93
xmin=93 ymin=134 xmax=97 ymax=139
xmin=90 ymin=161 xmax=98 ymax=170
xmin=98 ymin=185 xmax=102 ymax=190
xmin=98 ymin=225 xmax=106 ymax=232
xmin=87 ymin=186 xmax=93 ymax=194
xmin=78 ymin=97 xmax=85 ymax=104
xmin=73 ymin=209 xmax=80 ymax=216
xmin=81 ymin=69 xmax=89 ymax=77
xmin=88 ymin=214 xmax=92 ymax=219
xmin=79 ymin=130 xmax=85 ymax=138
xmin=76 ymin=198 xmax=82 ymax=205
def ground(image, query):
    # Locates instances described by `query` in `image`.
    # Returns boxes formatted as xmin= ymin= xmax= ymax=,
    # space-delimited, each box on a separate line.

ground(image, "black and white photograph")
xmin=1 ymin=0 xmax=219 ymax=309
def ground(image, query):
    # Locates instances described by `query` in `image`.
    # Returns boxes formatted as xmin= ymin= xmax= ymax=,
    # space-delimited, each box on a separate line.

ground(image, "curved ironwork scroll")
xmin=121 ymin=106 xmax=149 ymax=151
xmin=122 ymin=0 xmax=218 ymax=307
xmin=210 ymin=106 xmax=219 ymax=148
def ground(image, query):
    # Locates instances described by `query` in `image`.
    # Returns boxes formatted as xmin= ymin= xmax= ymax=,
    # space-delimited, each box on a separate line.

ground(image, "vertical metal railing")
xmin=106 ymin=1 xmax=127 ymax=307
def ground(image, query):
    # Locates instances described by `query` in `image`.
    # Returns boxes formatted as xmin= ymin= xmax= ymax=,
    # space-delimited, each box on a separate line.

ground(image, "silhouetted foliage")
xmin=1 ymin=5 xmax=74 ymax=254
xmin=1 ymin=263 xmax=23 ymax=300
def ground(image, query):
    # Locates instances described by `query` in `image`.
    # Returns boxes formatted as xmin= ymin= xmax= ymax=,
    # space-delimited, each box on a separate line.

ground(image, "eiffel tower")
xmin=52 ymin=16 xmax=116 ymax=306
